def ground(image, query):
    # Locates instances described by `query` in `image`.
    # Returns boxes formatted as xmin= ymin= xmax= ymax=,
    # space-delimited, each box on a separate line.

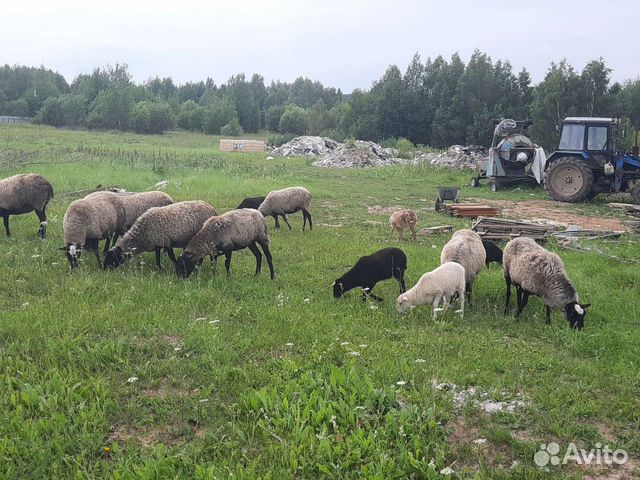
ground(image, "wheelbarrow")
xmin=435 ymin=186 xmax=460 ymax=212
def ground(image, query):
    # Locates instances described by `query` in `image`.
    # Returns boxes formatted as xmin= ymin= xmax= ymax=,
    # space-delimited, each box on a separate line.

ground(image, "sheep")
xmin=61 ymin=192 xmax=125 ymax=269
xmin=396 ymin=262 xmax=465 ymax=319
xmin=482 ymin=240 xmax=503 ymax=265
xmin=333 ymin=247 xmax=407 ymax=302
xmin=103 ymin=200 xmax=216 ymax=270
xmin=237 ymin=196 xmax=265 ymax=210
xmin=0 ymin=173 xmax=54 ymax=239
xmin=440 ymin=229 xmax=486 ymax=303
xmin=115 ymin=191 xmax=173 ymax=230
xmin=503 ymin=237 xmax=589 ymax=329
xmin=258 ymin=186 xmax=312 ymax=231
xmin=389 ymin=209 xmax=417 ymax=240
xmin=175 ymin=208 xmax=274 ymax=279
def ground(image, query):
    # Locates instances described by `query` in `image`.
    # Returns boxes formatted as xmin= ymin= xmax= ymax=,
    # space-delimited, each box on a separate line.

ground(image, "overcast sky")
xmin=3 ymin=0 xmax=639 ymax=92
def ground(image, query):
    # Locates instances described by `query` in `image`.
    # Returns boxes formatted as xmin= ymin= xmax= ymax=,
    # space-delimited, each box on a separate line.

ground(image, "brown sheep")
xmin=389 ymin=209 xmax=417 ymax=240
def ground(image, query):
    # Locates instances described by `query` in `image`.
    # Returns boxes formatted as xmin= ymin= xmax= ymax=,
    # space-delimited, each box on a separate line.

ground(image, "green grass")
xmin=0 ymin=124 xmax=638 ymax=479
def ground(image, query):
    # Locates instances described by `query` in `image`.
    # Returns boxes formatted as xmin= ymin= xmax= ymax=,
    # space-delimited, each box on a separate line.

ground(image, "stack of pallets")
xmin=440 ymin=203 xmax=500 ymax=218
xmin=472 ymin=216 xmax=556 ymax=240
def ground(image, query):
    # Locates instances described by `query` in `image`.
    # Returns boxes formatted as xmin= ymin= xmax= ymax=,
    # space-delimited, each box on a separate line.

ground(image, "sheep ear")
xmin=581 ymin=303 xmax=591 ymax=310
xmin=58 ymin=246 xmax=66 ymax=251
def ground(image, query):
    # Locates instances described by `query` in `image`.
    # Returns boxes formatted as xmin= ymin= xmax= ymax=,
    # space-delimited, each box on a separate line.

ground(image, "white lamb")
xmin=396 ymin=262 xmax=466 ymax=319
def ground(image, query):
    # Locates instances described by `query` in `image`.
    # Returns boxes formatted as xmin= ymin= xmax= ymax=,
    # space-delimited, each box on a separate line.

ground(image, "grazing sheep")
xmin=103 ymin=200 xmax=216 ymax=270
xmin=175 ymin=208 xmax=274 ymax=279
xmin=258 ymin=186 xmax=312 ymax=230
xmin=0 ymin=173 xmax=54 ymax=238
xmin=62 ymin=192 xmax=125 ymax=269
xmin=440 ymin=229 xmax=486 ymax=303
xmin=482 ymin=240 xmax=503 ymax=265
xmin=389 ymin=209 xmax=417 ymax=240
xmin=396 ymin=262 xmax=465 ymax=319
xmin=333 ymin=247 xmax=407 ymax=302
xmin=503 ymin=237 xmax=589 ymax=329
xmin=237 ymin=196 xmax=265 ymax=210
xmin=115 ymin=191 xmax=173 ymax=230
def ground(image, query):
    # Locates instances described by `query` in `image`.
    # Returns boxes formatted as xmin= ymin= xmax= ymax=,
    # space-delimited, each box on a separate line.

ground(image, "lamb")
xmin=258 ymin=186 xmax=312 ymax=231
xmin=440 ymin=229 xmax=486 ymax=303
xmin=61 ymin=192 xmax=126 ymax=269
xmin=396 ymin=262 xmax=465 ymax=319
xmin=237 ymin=196 xmax=265 ymax=210
xmin=333 ymin=247 xmax=407 ymax=302
xmin=482 ymin=240 xmax=503 ymax=265
xmin=103 ymin=200 xmax=216 ymax=270
xmin=503 ymin=237 xmax=589 ymax=329
xmin=0 ymin=173 xmax=54 ymax=238
xmin=389 ymin=209 xmax=417 ymax=240
xmin=175 ymin=208 xmax=274 ymax=279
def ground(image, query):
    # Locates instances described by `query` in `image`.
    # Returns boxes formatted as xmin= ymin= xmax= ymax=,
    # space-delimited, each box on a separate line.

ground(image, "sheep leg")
xmin=504 ymin=275 xmax=512 ymax=315
xmin=302 ymin=209 xmax=312 ymax=230
xmin=432 ymin=294 xmax=442 ymax=319
xmin=364 ymin=287 xmax=383 ymax=302
xmin=411 ymin=225 xmax=416 ymax=240
xmin=87 ymin=239 xmax=102 ymax=268
xmin=545 ymin=306 xmax=552 ymax=325
xmin=398 ymin=228 xmax=404 ymax=241
xmin=465 ymin=282 xmax=473 ymax=305
xmin=248 ymin=242 xmax=263 ymax=275
xmin=281 ymin=214 xmax=292 ymax=230
xmin=154 ymin=247 xmax=164 ymax=269
xmin=273 ymin=215 xmax=281 ymax=229
xmin=2 ymin=214 xmax=10 ymax=237
xmin=224 ymin=251 xmax=232 ymax=276
xmin=165 ymin=247 xmax=177 ymax=264
xmin=515 ymin=290 xmax=530 ymax=318
xmin=456 ymin=287 xmax=465 ymax=318
xmin=515 ymin=286 xmax=523 ymax=312
xmin=35 ymin=208 xmax=47 ymax=239
xmin=257 ymin=240 xmax=275 ymax=280
xmin=102 ymin=235 xmax=112 ymax=254
xmin=396 ymin=269 xmax=406 ymax=294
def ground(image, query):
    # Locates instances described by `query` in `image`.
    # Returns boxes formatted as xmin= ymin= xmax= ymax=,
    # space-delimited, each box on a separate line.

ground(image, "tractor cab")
xmin=543 ymin=117 xmax=640 ymax=203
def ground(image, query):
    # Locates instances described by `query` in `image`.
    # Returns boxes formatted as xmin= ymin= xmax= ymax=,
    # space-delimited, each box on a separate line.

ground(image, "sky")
xmin=3 ymin=0 xmax=640 ymax=92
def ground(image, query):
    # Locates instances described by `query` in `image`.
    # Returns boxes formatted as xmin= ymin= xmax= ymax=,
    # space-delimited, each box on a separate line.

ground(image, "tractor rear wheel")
xmin=543 ymin=157 xmax=594 ymax=203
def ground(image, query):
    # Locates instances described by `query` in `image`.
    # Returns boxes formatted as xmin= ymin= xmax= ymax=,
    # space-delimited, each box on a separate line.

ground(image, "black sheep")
xmin=236 ymin=196 xmax=265 ymax=209
xmin=333 ymin=247 xmax=407 ymax=302
xmin=482 ymin=240 xmax=503 ymax=265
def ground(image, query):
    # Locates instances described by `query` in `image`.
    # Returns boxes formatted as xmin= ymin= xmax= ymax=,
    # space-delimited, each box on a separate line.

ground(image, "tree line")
xmin=1 ymin=51 xmax=639 ymax=150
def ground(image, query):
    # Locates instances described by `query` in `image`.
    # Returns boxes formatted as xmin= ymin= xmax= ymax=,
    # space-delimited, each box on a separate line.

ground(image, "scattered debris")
xmin=440 ymin=203 xmax=501 ymax=218
xmin=413 ymin=145 xmax=487 ymax=170
xmin=552 ymin=229 xmax=624 ymax=240
xmin=434 ymin=381 xmax=531 ymax=414
xmin=418 ymin=225 xmax=453 ymax=236
xmin=271 ymin=136 xmax=340 ymax=157
xmin=63 ymin=185 xmax=124 ymax=198
xmin=313 ymin=140 xmax=402 ymax=168
xmin=473 ymin=216 xmax=556 ymax=240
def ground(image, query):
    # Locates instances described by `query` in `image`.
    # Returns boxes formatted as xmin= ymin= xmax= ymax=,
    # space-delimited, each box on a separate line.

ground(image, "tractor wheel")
xmin=543 ymin=157 xmax=594 ymax=203
xmin=632 ymin=183 xmax=640 ymax=205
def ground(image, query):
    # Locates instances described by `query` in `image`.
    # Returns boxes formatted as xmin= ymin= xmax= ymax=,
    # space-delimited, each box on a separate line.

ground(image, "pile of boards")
xmin=608 ymin=203 xmax=640 ymax=233
xmin=472 ymin=216 xmax=556 ymax=240
xmin=439 ymin=203 xmax=500 ymax=218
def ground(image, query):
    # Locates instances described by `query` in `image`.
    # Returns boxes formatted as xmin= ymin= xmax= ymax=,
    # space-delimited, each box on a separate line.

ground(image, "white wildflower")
xmin=348 ymin=351 xmax=361 ymax=356
xmin=195 ymin=317 xmax=207 ymax=321
xmin=198 ymin=398 xmax=209 ymax=403
xmin=359 ymin=344 xmax=368 ymax=348
xmin=21 ymin=302 xmax=29 ymax=308
xmin=127 ymin=377 xmax=139 ymax=383
xmin=473 ymin=438 xmax=487 ymax=445
xmin=440 ymin=466 xmax=454 ymax=475
xmin=174 ymin=347 xmax=182 ymax=352
xmin=303 ymin=298 xmax=310 ymax=304
xmin=428 ymin=459 xmax=436 ymax=470
xmin=208 ymin=319 xmax=220 ymax=324
xmin=285 ymin=342 xmax=294 ymax=347
xmin=396 ymin=381 xmax=407 ymax=386
xmin=31 ymin=254 xmax=41 ymax=258
xmin=340 ymin=341 xmax=350 ymax=346
xmin=369 ymin=305 xmax=378 ymax=310
xmin=415 ymin=358 xmax=426 ymax=363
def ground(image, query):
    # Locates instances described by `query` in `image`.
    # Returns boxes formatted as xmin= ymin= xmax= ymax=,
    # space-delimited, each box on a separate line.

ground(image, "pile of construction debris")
xmin=271 ymin=136 xmax=340 ymax=157
xmin=412 ymin=145 xmax=487 ymax=170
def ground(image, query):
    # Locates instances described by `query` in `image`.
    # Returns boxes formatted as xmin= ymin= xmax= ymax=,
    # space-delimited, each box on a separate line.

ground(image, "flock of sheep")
xmin=1 ymin=173 xmax=589 ymax=329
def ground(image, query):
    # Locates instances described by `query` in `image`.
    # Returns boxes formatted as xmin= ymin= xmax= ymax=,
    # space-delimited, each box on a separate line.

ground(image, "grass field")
xmin=0 ymin=125 xmax=639 ymax=479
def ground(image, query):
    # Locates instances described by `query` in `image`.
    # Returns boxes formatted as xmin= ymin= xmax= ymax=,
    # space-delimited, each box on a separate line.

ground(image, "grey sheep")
xmin=396 ymin=262 xmax=465 ymax=319
xmin=175 ymin=208 xmax=274 ymax=279
xmin=0 ymin=173 xmax=54 ymax=239
xmin=503 ymin=237 xmax=590 ymax=329
xmin=258 ymin=186 xmax=312 ymax=231
xmin=103 ymin=200 xmax=216 ymax=270
xmin=115 ymin=191 xmax=173 ymax=230
xmin=62 ymin=192 xmax=125 ymax=269
xmin=440 ymin=229 xmax=486 ymax=303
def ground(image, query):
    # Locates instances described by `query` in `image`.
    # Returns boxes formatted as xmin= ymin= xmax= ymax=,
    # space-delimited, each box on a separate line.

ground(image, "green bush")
xmin=130 ymin=101 xmax=174 ymax=134
xmin=278 ymin=104 xmax=310 ymax=135
xmin=265 ymin=105 xmax=286 ymax=132
xmin=34 ymin=96 xmax=63 ymax=127
xmin=220 ymin=116 xmax=243 ymax=136
xmin=267 ymin=133 xmax=296 ymax=147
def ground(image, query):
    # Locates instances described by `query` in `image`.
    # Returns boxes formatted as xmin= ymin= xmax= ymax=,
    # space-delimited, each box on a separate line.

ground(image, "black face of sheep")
xmin=103 ymin=247 xmax=126 ymax=270
xmin=332 ymin=280 xmax=345 ymax=298
xmin=60 ymin=244 xmax=80 ymax=269
xmin=482 ymin=240 xmax=503 ymax=265
xmin=175 ymin=253 xmax=197 ymax=278
xmin=564 ymin=302 xmax=590 ymax=330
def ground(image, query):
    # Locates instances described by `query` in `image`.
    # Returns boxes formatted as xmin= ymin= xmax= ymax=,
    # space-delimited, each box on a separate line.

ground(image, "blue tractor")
xmin=542 ymin=117 xmax=640 ymax=203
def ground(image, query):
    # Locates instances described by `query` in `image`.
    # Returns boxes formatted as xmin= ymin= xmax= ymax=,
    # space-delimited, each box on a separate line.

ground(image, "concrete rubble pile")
xmin=271 ymin=136 xmax=340 ymax=157
xmin=412 ymin=145 xmax=488 ymax=170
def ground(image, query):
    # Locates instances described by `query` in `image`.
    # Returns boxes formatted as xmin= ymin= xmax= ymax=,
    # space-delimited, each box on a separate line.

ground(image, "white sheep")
xmin=503 ymin=237 xmax=590 ymax=329
xmin=175 ymin=208 xmax=274 ymax=279
xmin=389 ymin=209 xmax=417 ymax=240
xmin=0 ymin=173 xmax=54 ymax=238
xmin=440 ymin=229 xmax=486 ymax=303
xmin=396 ymin=262 xmax=465 ymax=319
xmin=258 ymin=186 xmax=312 ymax=230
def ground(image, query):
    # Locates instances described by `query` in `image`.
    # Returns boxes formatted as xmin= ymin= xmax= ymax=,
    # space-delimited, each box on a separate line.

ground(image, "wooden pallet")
xmin=440 ymin=203 xmax=500 ymax=218
xmin=472 ymin=216 xmax=556 ymax=240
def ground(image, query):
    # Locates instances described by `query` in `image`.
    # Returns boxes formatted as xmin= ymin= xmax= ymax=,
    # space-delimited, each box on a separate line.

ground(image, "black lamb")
xmin=333 ymin=247 xmax=407 ymax=302
xmin=237 ymin=196 xmax=265 ymax=209
xmin=482 ymin=240 xmax=503 ymax=265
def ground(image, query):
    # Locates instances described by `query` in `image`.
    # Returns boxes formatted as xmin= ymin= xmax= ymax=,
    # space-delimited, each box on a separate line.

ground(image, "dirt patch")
xmin=367 ymin=205 xmax=404 ymax=216
xmin=473 ymin=199 xmax=626 ymax=231
xmin=139 ymin=379 xmax=192 ymax=399
xmin=108 ymin=422 xmax=190 ymax=448
xmin=579 ymin=456 xmax=640 ymax=480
